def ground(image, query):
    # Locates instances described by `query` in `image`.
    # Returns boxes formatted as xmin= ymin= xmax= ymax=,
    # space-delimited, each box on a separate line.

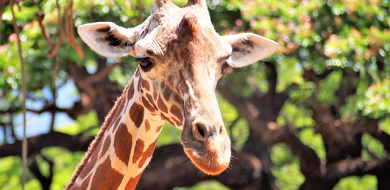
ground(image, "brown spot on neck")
xmin=125 ymin=172 xmax=143 ymax=190
xmin=160 ymin=81 xmax=166 ymax=89
xmin=163 ymin=87 xmax=172 ymax=101
xmin=142 ymin=97 xmax=156 ymax=113
xmin=145 ymin=120 xmax=151 ymax=132
xmin=101 ymin=137 xmax=111 ymax=158
xmin=132 ymin=139 xmax=145 ymax=164
xmin=90 ymin=158 xmax=123 ymax=190
xmin=171 ymin=116 xmax=182 ymax=127
xmin=129 ymin=102 xmax=144 ymax=128
xmin=153 ymin=84 xmax=158 ymax=100
xmin=76 ymin=175 xmax=91 ymax=189
xmin=156 ymin=125 xmax=163 ymax=133
xmin=138 ymin=140 xmax=157 ymax=168
xmin=141 ymin=78 xmax=151 ymax=91
xmin=170 ymin=104 xmax=183 ymax=122
xmin=173 ymin=93 xmax=184 ymax=105
xmin=146 ymin=93 xmax=158 ymax=110
xmin=160 ymin=113 xmax=175 ymax=126
xmin=157 ymin=96 xmax=168 ymax=113
xmin=127 ymin=80 xmax=135 ymax=100
xmin=114 ymin=123 xmax=133 ymax=165
xmin=78 ymin=145 xmax=99 ymax=179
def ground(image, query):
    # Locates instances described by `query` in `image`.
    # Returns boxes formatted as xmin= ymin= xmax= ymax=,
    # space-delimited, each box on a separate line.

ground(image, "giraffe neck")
xmin=66 ymin=69 xmax=165 ymax=190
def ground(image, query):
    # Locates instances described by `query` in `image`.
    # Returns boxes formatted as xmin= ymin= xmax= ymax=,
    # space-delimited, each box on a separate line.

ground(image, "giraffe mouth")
xmin=182 ymin=142 xmax=231 ymax=175
xmin=181 ymin=120 xmax=231 ymax=175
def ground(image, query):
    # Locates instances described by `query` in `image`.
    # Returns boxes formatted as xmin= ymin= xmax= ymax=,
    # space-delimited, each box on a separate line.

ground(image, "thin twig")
xmin=50 ymin=83 xmax=57 ymax=132
xmin=46 ymin=0 xmax=64 ymax=58
xmin=10 ymin=113 xmax=17 ymax=140
xmin=32 ymin=0 xmax=53 ymax=47
xmin=10 ymin=0 xmax=27 ymax=189
xmin=0 ymin=125 xmax=6 ymax=144
xmin=36 ymin=12 xmax=53 ymax=47
xmin=65 ymin=0 xmax=84 ymax=58
xmin=88 ymin=61 xmax=126 ymax=83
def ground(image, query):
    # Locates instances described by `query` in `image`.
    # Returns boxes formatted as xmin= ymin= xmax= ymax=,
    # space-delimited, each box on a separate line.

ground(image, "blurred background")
xmin=1 ymin=0 xmax=389 ymax=189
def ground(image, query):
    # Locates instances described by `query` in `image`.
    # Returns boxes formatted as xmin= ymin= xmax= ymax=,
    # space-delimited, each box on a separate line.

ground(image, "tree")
xmin=1 ymin=0 xmax=389 ymax=189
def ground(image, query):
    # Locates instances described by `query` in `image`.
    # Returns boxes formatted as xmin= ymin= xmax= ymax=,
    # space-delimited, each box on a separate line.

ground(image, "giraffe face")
xmin=150 ymin=14 xmax=234 ymax=175
xmin=133 ymin=13 xmax=234 ymax=175
xmin=77 ymin=0 xmax=278 ymax=176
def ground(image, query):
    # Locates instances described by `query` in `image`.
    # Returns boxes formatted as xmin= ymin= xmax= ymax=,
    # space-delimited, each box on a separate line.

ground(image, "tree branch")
xmin=217 ymin=84 xmax=321 ymax=177
xmin=371 ymin=131 xmax=390 ymax=152
xmin=0 ymin=131 xmax=94 ymax=158
xmin=35 ymin=11 xmax=52 ymax=47
xmin=28 ymin=152 xmax=54 ymax=190
xmin=302 ymin=68 xmax=334 ymax=85
xmin=0 ymin=104 xmax=68 ymax=115
xmin=66 ymin=60 xmax=123 ymax=122
xmin=326 ymin=156 xmax=390 ymax=179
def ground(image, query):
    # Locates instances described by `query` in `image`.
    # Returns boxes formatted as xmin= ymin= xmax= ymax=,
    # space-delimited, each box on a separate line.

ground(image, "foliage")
xmin=334 ymin=175 xmax=377 ymax=190
xmin=0 ymin=156 xmax=35 ymax=190
xmin=174 ymin=180 xmax=230 ymax=190
xmin=56 ymin=111 xmax=99 ymax=136
xmin=271 ymin=144 xmax=305 ymax=189
xmin=42 ymin=147 xmax=85 ymax=190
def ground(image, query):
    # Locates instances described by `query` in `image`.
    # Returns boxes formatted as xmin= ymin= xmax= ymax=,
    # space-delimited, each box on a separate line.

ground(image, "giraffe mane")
xmin=65 ymin=82 xmax=130 ymax=189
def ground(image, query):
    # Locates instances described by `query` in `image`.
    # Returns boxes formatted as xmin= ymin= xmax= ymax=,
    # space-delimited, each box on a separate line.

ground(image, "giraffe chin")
xmin=183 ymin=148 xmax=230 ymax=175
xmin=182 ymin=139 xmax=231 ymax=175
xmin=181 ymin=119 xmax=232 ymax=175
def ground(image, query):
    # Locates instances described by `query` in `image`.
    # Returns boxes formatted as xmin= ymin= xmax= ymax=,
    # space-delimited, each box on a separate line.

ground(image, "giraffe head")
xmin=77 ymin=0 xmax=278 ymax=175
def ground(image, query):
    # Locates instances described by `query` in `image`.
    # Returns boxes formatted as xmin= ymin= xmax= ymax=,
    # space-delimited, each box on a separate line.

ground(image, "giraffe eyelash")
xmin=136 ymin=57 xmax=155 ymax=72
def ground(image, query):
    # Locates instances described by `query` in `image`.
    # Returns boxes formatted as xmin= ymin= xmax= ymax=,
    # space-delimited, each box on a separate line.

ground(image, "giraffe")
xmin=66 ymin=0 xmax=278 ymax=189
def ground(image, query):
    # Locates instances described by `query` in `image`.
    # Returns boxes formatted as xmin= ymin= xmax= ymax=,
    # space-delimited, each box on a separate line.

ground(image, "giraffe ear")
xmin=221 ymin=33 xmax=278 ymax=68
xmin=78 ymin=22 xmax=140 ymax=58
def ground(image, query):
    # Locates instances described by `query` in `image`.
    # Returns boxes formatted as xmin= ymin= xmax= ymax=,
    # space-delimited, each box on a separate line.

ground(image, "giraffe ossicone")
xmin=67 ymin=0 xmax=278 ymax=189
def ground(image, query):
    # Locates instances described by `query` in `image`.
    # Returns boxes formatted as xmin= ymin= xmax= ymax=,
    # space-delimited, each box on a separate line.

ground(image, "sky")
xmin=1 ymin=80 xmax=78 ymax=144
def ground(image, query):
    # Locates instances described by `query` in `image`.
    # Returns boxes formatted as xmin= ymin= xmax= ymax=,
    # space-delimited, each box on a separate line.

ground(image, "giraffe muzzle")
xmin=191 ymin=121 xmax=224 ymax=142
xmin=181 ymin=119 xmax=231 ymax=175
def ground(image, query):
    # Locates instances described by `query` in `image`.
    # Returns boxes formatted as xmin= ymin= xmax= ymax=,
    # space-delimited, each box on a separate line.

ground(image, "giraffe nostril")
xmin=197 ymin=124 xmax=205 ymax=138
xmin=192 ymin=122 xmax=207 ymax=141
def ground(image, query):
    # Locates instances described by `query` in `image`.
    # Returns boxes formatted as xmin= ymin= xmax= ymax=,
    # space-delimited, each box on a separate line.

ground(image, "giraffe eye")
xmin=135 ymin=57 xmax=154 ymax=72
